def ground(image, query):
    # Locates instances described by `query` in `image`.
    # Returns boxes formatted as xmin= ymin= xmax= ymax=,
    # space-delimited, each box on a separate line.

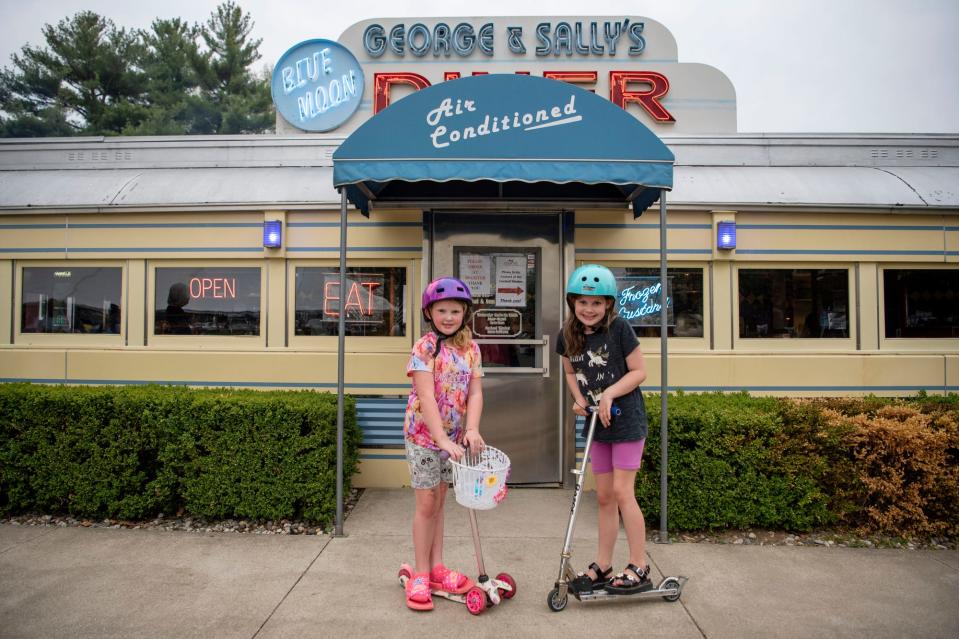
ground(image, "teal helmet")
xmin=566 ymin=264 xmax=617 ymax=298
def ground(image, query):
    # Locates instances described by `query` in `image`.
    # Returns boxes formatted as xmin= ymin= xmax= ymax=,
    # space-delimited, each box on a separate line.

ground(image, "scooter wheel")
xmin=465 ymin=587 xmax=486 ymax=615
xmin=495 ymin=572 xmax=516 ymax=600
xmin=660 ymin=577 xmax=682 ymax=602
xmin=547 ymin=587 xmax=568 ymax=612
xmin=397 ymin=567 xmax=411 ymax=586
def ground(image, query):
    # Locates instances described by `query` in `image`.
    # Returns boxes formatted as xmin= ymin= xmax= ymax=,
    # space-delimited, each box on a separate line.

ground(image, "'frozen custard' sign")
xmin=426 ymin=94 xmax=580 ymax=149
xmin=271 ymin=39 xmax=365 ymax=132
xmin=617 ymin=277 xmax=673 ymax=326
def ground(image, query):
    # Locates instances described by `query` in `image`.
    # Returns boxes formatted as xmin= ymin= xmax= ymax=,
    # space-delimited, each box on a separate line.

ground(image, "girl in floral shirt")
xmin=402 ymin=277 xmax=485 ymax=611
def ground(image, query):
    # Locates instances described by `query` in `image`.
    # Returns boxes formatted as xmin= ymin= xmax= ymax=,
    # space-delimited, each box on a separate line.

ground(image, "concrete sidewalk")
xmin=1 ymin=488 xmax=958 ymax=638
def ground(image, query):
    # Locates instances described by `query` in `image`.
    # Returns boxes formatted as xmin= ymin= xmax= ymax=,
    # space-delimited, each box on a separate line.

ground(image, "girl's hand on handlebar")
xmin=572 ymin=401 xmax=589 ymax=418
xmin=439 ymin=439 xmax=465 ymax=461
xmin=463 ymin=429 xmax=485 ymax=451
xmin=598 ymin=394 xmax=615 ymax=427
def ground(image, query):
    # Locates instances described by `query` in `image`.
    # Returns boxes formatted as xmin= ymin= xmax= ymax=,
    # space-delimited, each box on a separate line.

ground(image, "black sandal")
xmin=606 ymin=563 xmax=654 ymax=595
xmin=570 ymin=562 xmax=611 ymax=593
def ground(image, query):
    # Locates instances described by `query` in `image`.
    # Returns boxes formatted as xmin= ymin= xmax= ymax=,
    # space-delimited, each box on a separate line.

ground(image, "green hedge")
xmin=0 ymin=383 xmax=360 ymax=525
xmin=636 ymin=392 xmax=959 ymax=536
xmin=3 ymin=382 xmax=955 ymax=537
xmin=637 ymin=392 xmax=835 ymax=532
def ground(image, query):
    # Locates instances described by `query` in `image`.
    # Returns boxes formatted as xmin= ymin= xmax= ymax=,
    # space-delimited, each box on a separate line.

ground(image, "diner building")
xmin=1 ymin=16 xmax=956 ymax=487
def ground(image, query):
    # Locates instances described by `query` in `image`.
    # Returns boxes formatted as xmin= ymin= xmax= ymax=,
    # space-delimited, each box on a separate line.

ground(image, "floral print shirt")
xmin=404 ymin=332 xmax=483 ymax=449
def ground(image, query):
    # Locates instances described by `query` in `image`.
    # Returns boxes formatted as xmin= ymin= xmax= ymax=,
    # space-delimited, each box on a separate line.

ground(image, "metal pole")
xmin=335 ymin=187 xmax=347 ymax=537
xmin=658 ymin=191 xmax=669 ymax=543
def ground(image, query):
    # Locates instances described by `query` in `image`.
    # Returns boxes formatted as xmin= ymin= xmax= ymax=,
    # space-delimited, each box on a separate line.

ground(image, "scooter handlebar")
xmin=588 ymin=405 xmax=622 ymax=416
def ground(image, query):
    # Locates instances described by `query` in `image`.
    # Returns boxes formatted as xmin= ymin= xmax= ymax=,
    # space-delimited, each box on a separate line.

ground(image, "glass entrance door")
xmin=430 ymin=213 xmax=563 ymax=484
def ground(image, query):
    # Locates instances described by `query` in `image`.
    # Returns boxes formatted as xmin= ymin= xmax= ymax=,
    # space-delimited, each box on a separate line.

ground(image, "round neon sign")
xmin=271 ymin=39 xmax=365 ymax=132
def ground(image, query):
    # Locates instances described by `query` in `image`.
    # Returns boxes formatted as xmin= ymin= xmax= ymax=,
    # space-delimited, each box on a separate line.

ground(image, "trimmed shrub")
xmin=817 ymin=400 xmax=959 ymax=537
xmin=637 ymin=392 xmax=834 ymax=532
xmin=0 ymin=383 xmax=360 ymax=525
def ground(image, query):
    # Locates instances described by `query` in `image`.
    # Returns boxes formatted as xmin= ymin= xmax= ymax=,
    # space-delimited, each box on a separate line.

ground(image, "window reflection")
xmin=154 ymin=267 xmax=261 ymax=336
xmin=739 ymin=269 xmax=849 ymax=339
xmin=884 ymin=269 xmax=959 ymax=338
xmin=610 ymin=267 xmax=704 ymax=338
xmin=21 ymin=267 xmax=122 ymax=334
xmin=294 ymin=267 xmax=406 ymax=337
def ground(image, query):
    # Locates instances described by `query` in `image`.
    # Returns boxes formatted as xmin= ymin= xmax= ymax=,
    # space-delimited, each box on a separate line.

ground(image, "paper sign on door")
xmin=458 ymin=253 xmax=492 ymax=297
xmin=495 ymin=254 xmax=526 ymax=307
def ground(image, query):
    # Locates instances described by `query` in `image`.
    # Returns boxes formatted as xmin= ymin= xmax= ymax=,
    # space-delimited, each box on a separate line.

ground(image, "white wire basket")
xmin=449 ymin=446 xmax=511 ymax=510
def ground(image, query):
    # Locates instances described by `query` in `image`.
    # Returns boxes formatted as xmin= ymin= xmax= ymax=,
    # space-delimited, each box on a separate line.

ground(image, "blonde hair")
xmin=447 ymin=323 xmax=474 ymax=350
xmin=561 ymin=295 xmax=617 ymax=356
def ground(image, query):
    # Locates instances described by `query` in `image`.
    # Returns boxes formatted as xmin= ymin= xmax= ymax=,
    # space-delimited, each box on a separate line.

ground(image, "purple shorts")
xmin=589 ymin=439 xmax=646 ymax=474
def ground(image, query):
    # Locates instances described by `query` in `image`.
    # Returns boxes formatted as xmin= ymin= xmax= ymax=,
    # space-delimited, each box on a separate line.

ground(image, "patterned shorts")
xmin=405 ymin=440 xmax=453 ymax=489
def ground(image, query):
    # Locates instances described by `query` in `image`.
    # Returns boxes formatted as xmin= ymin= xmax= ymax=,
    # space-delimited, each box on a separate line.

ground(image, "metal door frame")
xmin=424 ymin=209 xmax=567 ymax=485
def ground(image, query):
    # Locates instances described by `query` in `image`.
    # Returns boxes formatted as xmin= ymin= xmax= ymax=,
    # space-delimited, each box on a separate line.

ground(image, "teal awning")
xmin=333 ymin=74 xmax=673 ymax=215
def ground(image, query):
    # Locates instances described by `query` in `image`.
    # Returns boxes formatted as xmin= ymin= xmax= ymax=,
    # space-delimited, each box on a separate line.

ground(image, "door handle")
xmin=478 ymin=335 xmax=549 ymax=378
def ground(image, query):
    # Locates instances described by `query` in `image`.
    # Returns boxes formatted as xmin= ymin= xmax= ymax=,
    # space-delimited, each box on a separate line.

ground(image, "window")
xmin=610 ymin=267 xmax=704 ymax=338
xmin=456 ymin=248 xmax=540 ymax=367
xmin=154 ymin=267 xmax=261 ymax=336
xmin=294 ymin=267 xmax=406 ymax=337
xmin=883 ymin=269 xmax=959 ymax=338
xmin=21 ymin=266 xmax=121 ymax=334
xmin=739 ymin=268 xmax=848 ymax=338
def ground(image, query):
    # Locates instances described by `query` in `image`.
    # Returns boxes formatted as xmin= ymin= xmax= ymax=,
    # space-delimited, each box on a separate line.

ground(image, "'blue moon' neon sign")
xmin=271 ymin=39 xmax=365 ymax=132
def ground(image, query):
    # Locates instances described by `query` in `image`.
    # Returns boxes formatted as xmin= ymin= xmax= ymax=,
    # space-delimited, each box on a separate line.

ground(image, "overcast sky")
xmin=1 ymin=0 xmax=956 ymax=134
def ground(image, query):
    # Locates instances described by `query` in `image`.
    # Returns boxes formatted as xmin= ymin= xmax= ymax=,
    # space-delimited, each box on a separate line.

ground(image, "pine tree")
xmin=192 ymin=1 xmax=273 ymax=134
xmin=0 ymin=3 xmax=274 ymax=137
xmin=0 ymin=11 xmax=149 ymax=136
xmin=127 ymin=17 xmax=204 ymax=135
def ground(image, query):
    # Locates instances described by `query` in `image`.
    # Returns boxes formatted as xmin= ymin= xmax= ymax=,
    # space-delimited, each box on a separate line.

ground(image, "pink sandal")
xmin=405 ymin=572 xmax=433 ymax=611
xmin=430 ymin=563 xmax=474 ymax=595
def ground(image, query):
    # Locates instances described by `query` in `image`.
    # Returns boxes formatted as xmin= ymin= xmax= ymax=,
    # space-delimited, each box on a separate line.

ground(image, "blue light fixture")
xmin=263 ymin=220 xmax=282 ymax=248
xmin=717 ymin=220 xmax=736 ymax=250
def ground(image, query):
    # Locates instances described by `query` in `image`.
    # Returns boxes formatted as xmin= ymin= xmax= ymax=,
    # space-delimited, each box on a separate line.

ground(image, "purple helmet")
xmin=421 ymin=277 xmax=473 ymax=311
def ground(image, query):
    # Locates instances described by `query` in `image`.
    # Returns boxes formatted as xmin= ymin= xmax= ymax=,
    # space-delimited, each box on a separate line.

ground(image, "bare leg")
xmin=593 ymin=471 xmax=617 ymax=577
xmin=429 ymin=482 xmax=448 ymax=569
xmin=413 ymin=486 xmax=442 ymax=574
xmin=612 ymin=468 xmax=647 ymax=580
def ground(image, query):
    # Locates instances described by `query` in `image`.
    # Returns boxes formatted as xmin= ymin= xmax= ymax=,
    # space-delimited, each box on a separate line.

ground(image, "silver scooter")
xmin=547 ymin=408 xmax=688 ymax=611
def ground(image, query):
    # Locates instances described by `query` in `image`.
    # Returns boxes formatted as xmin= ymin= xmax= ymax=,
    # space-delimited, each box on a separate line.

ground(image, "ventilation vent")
xmin=870 ymin=148 xmax=939 ymax=160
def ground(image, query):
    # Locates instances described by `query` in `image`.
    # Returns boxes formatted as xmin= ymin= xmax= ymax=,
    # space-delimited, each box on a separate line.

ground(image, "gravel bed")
xmin=1 ymin=488 xmax=364 ymax=536
xmin=665 ymin=529 xmax=955 ymax=550
xmin=3 ymin=488 xmax=954 ymax=550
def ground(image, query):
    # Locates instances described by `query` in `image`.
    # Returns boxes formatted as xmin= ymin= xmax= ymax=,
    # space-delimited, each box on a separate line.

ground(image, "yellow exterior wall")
xmin=354 ymin=454 xmax=411 ymax=489
xmin=0 ymin=260 xmax=11 ymax=345
xmin=2 ymin=205 xmax=957 ymax=488
xmin=0 ymin=215 xmax=68 ymax=258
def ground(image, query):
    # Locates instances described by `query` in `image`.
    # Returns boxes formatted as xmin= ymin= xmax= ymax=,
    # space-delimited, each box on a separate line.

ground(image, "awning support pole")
xmin=658 ymin=190 xmax=669 ymax=544
xmin=335 ymin=187 xmax=347 ymax=537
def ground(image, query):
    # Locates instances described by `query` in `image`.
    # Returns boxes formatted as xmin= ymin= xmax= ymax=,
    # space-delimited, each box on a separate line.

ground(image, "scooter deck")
xmin=571 ymin=576 xmax=687 ymax=603
xmin=398 ymin=563 xmax=516 ymax=611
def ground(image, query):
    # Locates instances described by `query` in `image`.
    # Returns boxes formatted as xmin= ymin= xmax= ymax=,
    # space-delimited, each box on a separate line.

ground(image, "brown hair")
xmin=561 ymin=295 xmax=617 ymax=356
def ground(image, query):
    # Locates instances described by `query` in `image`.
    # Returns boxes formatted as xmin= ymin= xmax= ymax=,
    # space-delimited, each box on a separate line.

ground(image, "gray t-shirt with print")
xmin=556 ymin=316 xmax=649 ymax=442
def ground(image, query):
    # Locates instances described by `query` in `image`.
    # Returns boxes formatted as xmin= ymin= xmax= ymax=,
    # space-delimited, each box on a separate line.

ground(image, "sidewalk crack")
xmin=648 ymin=554 xmax=707 ymax=638
xmin=250 ymin=536 xmax=333 ymax=638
